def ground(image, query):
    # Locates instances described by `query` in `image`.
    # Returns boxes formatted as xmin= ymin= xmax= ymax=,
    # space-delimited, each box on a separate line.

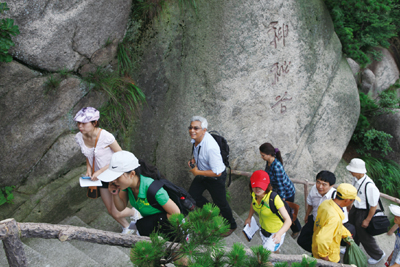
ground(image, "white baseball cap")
xmin=389 ymin=204 xmax=400 ymax=217
xmin=97 ymin=151 xmax=140 ymax=182
xmin=346 ymin=158 xmax=367 ymax=174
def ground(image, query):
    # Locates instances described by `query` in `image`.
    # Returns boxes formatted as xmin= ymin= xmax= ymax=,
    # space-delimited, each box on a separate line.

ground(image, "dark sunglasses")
xmin=188 ymin=126 xmax=202 ymax=130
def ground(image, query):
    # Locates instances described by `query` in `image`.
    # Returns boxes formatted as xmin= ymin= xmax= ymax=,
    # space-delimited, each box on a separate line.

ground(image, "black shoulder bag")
xmin=364 ymin=182 xmax=390 ymax=236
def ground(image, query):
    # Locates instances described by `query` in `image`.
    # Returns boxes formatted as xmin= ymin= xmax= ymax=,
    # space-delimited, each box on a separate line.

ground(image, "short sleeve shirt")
xmin=252 ymin=191 xmax=284 ymax=233
xmin=124 ymin=175 xmax=169 ymax=217
xmin=352 ymin=175 xmax=380 ymax=209
xmin=192 ymin=132 xmax=225 ymax=175
xmin=75 ymin=129 xmax=115 ymax=171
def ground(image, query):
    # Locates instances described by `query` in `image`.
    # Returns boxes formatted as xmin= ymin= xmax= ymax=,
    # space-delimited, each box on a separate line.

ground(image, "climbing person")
xmin=74 ymin=107 xmax=138 ymax=234
xmin=386 ymin=204 xmax=400 ymax=267
xmin=187 ymin=116 xmax=237 ymax=237
xmin=347 ymin=158 xmax=386 ymax=264
xmin=297 ymin=171 xmax=355 ymax=253
xmin=312 ymin=183 xmax=356 ymax=263
xmin=259 ymin=143 xmax=301 ymax=238
xmin=244 ymin=170 xmax=292 ymax=253
xmin=98 ymin=151 xmax=181 ymax=238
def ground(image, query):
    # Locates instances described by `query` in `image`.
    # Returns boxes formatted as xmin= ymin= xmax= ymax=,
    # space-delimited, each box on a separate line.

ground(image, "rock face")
xmin=129 ymin=0 xmax=359 ymax=191
xmin=368 ymin=48 xmax=400 ymax=96
xmin=6 ymin=0 xmax=132 ymax=72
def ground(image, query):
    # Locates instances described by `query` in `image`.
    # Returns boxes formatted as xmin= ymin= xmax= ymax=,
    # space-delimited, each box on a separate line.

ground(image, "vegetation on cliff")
xmin=0 ymin=2 xmax=19 ymax=62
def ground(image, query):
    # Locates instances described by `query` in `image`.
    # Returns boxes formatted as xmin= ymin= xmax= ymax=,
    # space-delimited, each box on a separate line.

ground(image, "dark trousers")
xmin=297 ymin=215 xmax=357 ymax=252
xmin=285 ymin=194 xmax=302 ymax=233
xmin=188 ymin=171 xmax=237 ymax=229
xmin=348 ymin=207 xmax=384 ymax=260
xmin=136 ymin=212 xmax=174 ymax=241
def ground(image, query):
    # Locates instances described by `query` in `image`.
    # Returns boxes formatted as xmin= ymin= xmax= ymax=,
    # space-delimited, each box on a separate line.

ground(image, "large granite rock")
xmin=6 ymin=0 xmax=131 ymax=72
xmin=367 ymin=48 xmax=400 ymax=96
xmin=129 ymin=0 xmax=359 ymax=196
xmin=0 ymin=61 xmax=106 ymax=187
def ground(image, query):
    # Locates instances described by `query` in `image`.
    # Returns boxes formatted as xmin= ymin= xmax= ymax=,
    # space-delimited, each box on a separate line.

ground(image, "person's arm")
xmin=245 ymin=203 xmax=255 ymax=227
xmin=162 ymin=199 xmax=181 ymax=218
xmin=362 ymin=205 xmax=377 ymax=228
xmin=85 ymin=158 xmax=92 ymax=177
xmin=91 ymin=140 xmax=122 ymax=180
xmin=273 ymin=163 xmax=287 ymax=200
xmin=304 ymin=205 xmax=313 ymax=223
xmin=109 ymin=185 xmax=128 ymax=212
xmin=189 ymin=167 xmax=221 ymax=177
xmin=272 ymin=206 xmax=292 ymax=244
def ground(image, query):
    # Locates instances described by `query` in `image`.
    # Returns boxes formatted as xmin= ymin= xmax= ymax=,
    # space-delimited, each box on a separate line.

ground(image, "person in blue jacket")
xmin=259 ymin=142 xmax=301 ymax=238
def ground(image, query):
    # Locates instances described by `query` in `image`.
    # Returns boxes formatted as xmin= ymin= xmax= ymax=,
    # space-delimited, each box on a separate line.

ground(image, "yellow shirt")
xmin=312 ymin=199 xmax=351 ymax=263
xmin=251 ymin=191 xmax=284 ymax=233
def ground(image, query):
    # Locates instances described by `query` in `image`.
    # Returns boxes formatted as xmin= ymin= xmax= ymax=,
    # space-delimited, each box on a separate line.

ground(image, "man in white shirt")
xmin=187 ymin=116 xmax=237 ymax=237
xmin=347 ymin=158 xmax=385 ymax=265
xmin=297 ymin=171 xmax=355 ymax=252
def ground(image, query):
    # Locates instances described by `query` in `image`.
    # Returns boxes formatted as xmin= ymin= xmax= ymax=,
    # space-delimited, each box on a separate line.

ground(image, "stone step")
xmin=22 ymin=237 xmax=98 ymax=267
xmin=59 ymin=216 xmax=132 ymax=266
xmin=0 ymin=240 xmax=51 ymax=267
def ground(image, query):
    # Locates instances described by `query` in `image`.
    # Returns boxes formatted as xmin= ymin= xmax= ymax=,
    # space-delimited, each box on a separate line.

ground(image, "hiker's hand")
xmin=108 ymin=182 xmax=120 ymax=195
xmin=244 ymin=217 xmax=251 ymax=227
xmin=189 ymin=166 xmax=199 ymax=176
xmin=321 ymin=256 xmax=329 ymax=261
xmin=304 ymin=216 xmax=308 ymax=223
xmin=91 ymin=170 xmax=101 ymax=181
xmin=387 ymin=251 xmax=393 ymax=263
xmin=362 ymin=218 xmax=371 ymax=228
xmin=272 ymin=233 xmax=282 ymax=244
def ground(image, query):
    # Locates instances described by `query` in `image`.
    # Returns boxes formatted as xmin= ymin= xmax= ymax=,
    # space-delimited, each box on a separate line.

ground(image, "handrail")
xmin=0 ymin=218 xmax=353 ymax=267
xmin=231 ymin=169 xmax=400 ymax=209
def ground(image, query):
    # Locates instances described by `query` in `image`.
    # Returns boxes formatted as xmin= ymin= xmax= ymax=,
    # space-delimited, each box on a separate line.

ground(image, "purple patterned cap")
xmin=74 ymin=107 xmax=100 ymax=123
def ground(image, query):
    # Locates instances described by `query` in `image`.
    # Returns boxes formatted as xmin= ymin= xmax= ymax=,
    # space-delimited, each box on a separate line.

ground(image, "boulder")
xmin=360 ymin=68 xmax=376 ymax=95
xmin=368 ymin=47 xmax=400 ymax=96
xmin=6 ymin=0 xmax=132 ymax=72
xmin=346 ymin=57 xmax=360 ymax=82
xmin=128 ymin=0 xmax=359 ymax=210
xmin=0 ymin=61 xmax=105 ymax=187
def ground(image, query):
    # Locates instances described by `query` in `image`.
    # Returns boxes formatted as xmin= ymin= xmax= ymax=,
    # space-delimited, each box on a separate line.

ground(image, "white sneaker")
xmin=121 ymin=227 xmax=135 ymax=235
xmin=340 ymin=247 xmax=346 ymax=254
xmin=130 ymin=208 xmax=142 ymax=223
xmin=367 ymin=252 xmax=386 ymax=265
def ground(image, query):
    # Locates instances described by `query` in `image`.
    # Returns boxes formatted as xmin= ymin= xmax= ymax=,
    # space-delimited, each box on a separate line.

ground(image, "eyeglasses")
xmin=188 ymin=126 xmax=202 ymax=130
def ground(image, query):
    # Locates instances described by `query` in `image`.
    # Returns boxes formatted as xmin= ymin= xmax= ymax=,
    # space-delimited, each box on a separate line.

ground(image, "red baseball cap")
xmin=250 ymin=170 xmax=270 ymax=191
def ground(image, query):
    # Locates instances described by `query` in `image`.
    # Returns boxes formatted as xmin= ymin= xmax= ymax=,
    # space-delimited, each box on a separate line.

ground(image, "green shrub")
xmin=43 ymin=74 xmax=61 ymax=93
xmin=351 ymin=92 xmax=396 ymax=156
xmin=323 ymin=0 xmax=397 ymax=67
xmin=362 ymin=156 xmax=400 ymax=197
xmin=0 ymin=2 xmax=20 ymax=62
xmin=0 ymin=186 xmax=15 ymax=206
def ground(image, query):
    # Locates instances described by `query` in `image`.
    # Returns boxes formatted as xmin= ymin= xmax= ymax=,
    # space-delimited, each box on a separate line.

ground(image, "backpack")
xmin=193 ymin=130 xmax=232 ymax=187
xmin=267 ymin=191 xmax=294 ymax=223
xmin=147 ymin=171 xmax=196 ymax=216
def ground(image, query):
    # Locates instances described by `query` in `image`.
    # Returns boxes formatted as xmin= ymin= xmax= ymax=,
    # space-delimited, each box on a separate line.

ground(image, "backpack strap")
xmin=147 ymin=180 xmax=164 ymax=211
xmin=365 ymin=181 xmax=384 ymax=212
xmin=267 ymin=191 xmax=284 ymax=223
xmin=331 ymin=189 xmax=336 ymax=199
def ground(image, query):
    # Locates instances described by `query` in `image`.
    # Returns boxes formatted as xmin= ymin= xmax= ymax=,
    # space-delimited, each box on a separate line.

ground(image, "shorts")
xmin=259 ymin=229 xmax=286 ymax=252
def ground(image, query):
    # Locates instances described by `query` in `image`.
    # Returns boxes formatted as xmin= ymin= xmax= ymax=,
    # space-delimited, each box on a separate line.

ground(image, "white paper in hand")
xmin=79 ymin=177 xmax=102 ymax=187
xmin=242 ymin=216 xmax=260 ymax=242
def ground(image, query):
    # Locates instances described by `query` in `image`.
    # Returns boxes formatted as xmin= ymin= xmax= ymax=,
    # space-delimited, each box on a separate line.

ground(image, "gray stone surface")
xmin=17 ymin=134 xmax=85 ymax=194
xmin=6 ymin=0 xmax=132 ymax=72
xmin=361 ymin=68 xmax=376 ymax=95
xmin=129 ymin=1 xmax=359 ymax=214
xmin=368 ymin=48 xmax=400 ymax=96
xmin=346 ymin=57 xmax=360 ymax=82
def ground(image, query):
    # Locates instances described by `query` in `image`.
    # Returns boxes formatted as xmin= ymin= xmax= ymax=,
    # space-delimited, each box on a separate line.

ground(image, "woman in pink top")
xmin=74 ymin=107 xmax=138 ymax=234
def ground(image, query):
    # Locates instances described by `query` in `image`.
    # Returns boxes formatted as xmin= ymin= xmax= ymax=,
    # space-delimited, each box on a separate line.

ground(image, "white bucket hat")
xmin=97 ymin=151 xmax=140 ymax=182
xmin=346 ymin=158 xmax=367 ymax=174
xmin=389 ymin=204 xmax=400 ymax=217
xmin=74 ymin=107 xmax=100 ymax=123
